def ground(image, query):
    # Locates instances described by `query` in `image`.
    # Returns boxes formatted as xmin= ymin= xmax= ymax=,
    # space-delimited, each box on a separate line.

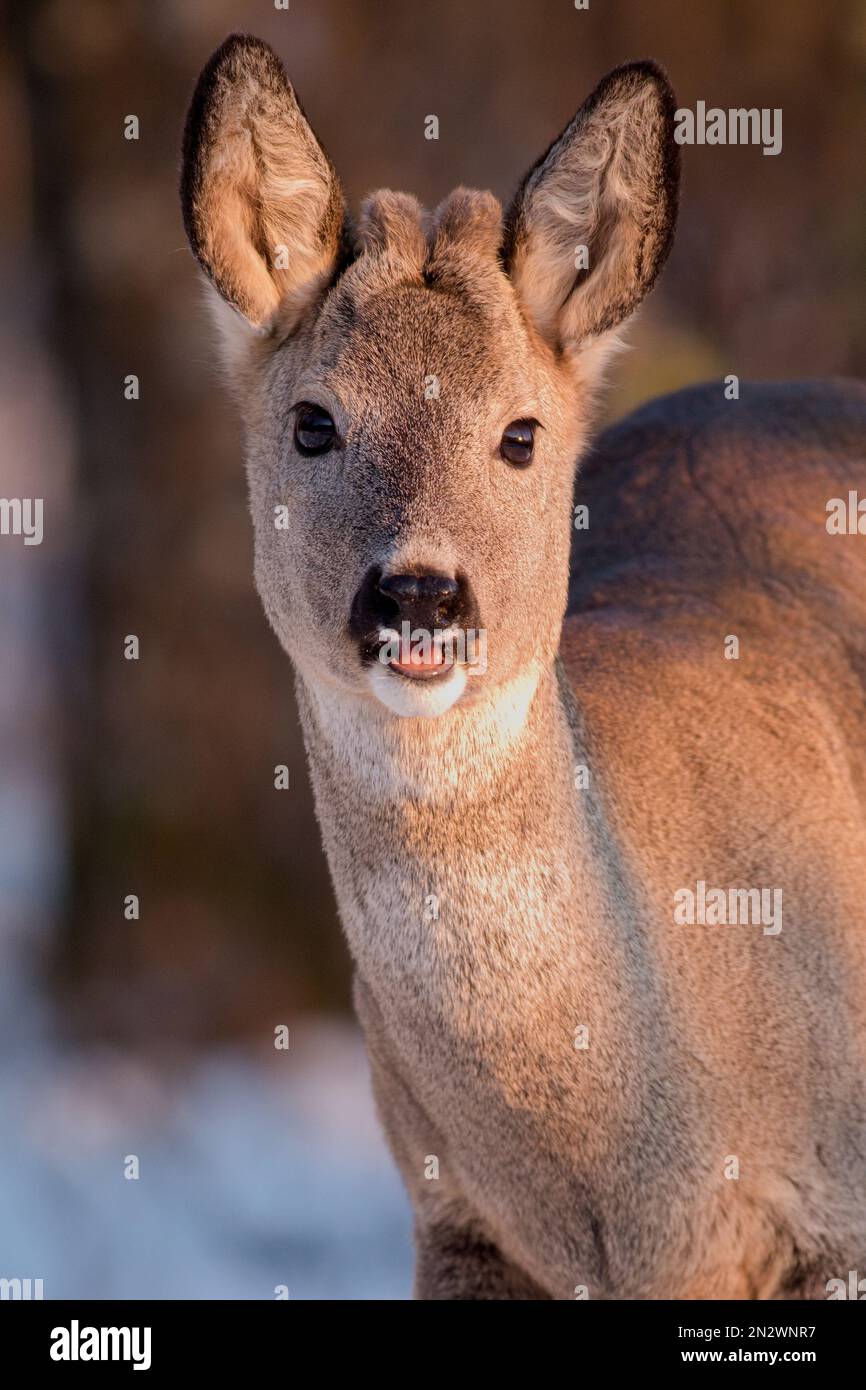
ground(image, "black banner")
xmin=1 ymin=1298 xmax=861 ymax=1375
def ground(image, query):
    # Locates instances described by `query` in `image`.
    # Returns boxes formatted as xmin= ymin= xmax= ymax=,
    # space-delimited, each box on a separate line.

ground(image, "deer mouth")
xmin=380 ymin=627 xmax=456 ymax=681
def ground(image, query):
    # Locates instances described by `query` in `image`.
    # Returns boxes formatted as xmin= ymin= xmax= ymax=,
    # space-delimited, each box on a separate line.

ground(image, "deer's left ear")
xmin=502 ymin=62 xmax=679 ymax=357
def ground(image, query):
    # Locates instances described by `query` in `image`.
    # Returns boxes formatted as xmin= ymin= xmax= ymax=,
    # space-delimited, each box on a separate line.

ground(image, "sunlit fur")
xmin=182 ymin=35 xmax=866 ymax=1299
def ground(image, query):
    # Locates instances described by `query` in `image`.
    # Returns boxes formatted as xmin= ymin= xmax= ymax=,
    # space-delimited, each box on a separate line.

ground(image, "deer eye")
xmin=500 ymin=418 xmax=538 ymax=467
xmin=294 ymin=403 xmax=336 ymax=456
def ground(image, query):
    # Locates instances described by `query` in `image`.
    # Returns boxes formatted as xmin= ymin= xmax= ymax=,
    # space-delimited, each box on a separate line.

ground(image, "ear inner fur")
xmin=501 ymin=61 xmax=680 ymax=353
xmin=180 ymin=32 xmax=346 ymax=327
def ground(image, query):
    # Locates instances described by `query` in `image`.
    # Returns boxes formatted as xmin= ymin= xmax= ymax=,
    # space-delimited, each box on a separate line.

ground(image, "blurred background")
xmin=0 ymin=0 xmax=864 ymax=1298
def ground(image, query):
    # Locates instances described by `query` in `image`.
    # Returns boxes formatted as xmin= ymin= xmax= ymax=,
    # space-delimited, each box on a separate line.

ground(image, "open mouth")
xmin=382 ymin=629 xmax=456 ymax=681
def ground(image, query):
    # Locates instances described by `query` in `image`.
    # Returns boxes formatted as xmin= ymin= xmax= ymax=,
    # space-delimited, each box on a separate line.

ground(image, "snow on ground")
xmin=0 ymin=1020 xmax=413 ymax=1300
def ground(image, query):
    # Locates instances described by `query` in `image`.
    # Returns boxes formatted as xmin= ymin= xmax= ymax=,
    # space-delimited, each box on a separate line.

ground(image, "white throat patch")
xmin=305 ymin=662 xmax=544 ymax=804
xmin=367 ymin=659 xmax=469 ymax=718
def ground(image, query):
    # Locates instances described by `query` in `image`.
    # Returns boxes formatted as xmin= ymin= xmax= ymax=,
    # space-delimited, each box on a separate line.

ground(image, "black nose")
xmin=349 ymin=567 xmax=478 ymax=655
xmin=377 ymin=572 xmax=461 ymax=631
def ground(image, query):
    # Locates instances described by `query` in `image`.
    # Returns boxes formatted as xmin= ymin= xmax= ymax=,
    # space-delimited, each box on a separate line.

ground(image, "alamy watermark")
xmin=378 ymin=621 xmax=488 ymax=675
xmin=826 ymin=1270 xmax=866 ymax=1299
xmin=674 ymin=103 xmax=782 ymax=157
xmin=826 ymin=491 xmax=866 ymax=535
xmin=0 ymin=497 xmax=43 ymax=545
xmin=674 ymin=880 xmax=782 ymax=936
xmin=0 ymin=1276 xmax=44 ymax=1299
xmin=50 ymin=1321 xmax=151 ymax=1371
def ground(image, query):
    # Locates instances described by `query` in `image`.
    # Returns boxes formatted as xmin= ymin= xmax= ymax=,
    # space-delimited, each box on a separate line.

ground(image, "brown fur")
xmin=181 ymin=35 xmax=866 ymax=1299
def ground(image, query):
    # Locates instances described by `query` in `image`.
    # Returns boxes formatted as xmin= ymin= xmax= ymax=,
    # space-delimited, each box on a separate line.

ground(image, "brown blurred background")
xmin=3 ymin=0 xmax=865 ymax=1050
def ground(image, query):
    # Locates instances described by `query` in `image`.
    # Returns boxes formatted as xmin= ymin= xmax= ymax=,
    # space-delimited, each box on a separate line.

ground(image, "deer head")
xmin=181 ymin=34 xmax=678 ymax=719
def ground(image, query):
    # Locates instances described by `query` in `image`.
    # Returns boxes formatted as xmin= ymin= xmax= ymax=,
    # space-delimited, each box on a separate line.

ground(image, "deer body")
xmin=182 ymin=36 xmax=866 ymax=1298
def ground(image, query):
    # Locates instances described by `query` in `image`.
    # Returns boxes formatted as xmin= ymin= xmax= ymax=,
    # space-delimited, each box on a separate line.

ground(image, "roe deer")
xmin=181 ymin=34 xmax=866 ymax=1299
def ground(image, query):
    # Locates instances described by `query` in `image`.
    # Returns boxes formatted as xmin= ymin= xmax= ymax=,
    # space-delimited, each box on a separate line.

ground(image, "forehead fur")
xmin=303 ymin=192 xmax=537 ymax=412
xmin=314 ymin=279 xmax=508 ymax=410
xmin=297 ymin=186 xmax=531 ymax=398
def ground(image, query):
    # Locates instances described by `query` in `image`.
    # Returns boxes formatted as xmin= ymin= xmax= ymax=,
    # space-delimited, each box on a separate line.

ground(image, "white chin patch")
xmin=367 ymin=661 xmax=468 ymax=718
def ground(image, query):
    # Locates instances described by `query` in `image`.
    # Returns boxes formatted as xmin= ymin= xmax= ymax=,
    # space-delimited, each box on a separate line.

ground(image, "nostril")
xmin=378 ymin=574 xmax=416 ymax=606
xmin=431 ymin=577 xmax=459 ymax=606
xmin=375 ymin=578 xmax=401 ymax=624
xmin=379 ymin=573 xmax=458 ymax=604
xmin=378 ymin=572 xmax=460 ymax=626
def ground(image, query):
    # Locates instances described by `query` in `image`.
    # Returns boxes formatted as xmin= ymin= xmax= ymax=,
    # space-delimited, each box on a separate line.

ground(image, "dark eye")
xmin=294 ymin=403 xmax=336 ymax=456
xmin=500 ymin=418 xmax=538 ymax=467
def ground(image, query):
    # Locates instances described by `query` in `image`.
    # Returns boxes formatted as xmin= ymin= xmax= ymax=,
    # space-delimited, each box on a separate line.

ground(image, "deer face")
xmin=236 ymin=219 xmax=589 ymax=719
xmin=181 ymin=37 xmax=678 ymax=719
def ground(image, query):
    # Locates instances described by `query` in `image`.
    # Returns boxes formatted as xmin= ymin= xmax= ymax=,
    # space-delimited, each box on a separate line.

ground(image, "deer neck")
xmin=296 ymin=659 xmax=596 ymax=1026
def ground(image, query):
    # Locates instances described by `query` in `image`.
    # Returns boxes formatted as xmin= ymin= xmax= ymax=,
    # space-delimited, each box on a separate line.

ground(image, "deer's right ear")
xmin=180 ymin=34 xmax=346 ymax=334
